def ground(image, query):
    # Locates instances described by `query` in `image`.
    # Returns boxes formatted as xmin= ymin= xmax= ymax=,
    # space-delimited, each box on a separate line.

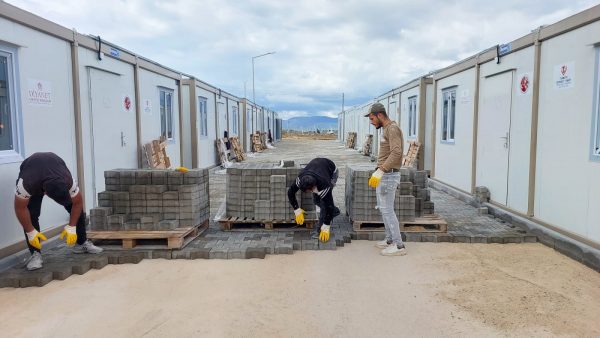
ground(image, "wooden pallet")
xmin=402 ymin=140 xmax=420 ymax=168
xmin=87 ymin=220 xmax=209 ymax=249
xmin=346 ymin=132 xmax=357 ymax=149
xmin=143 ymin=136 xmax=171 ymax=169
xmin=352 ymin=215 xmax=447 ymax=233
xmin=218 ymin=216 xmax=317 ymax=231
xmin=252 ymin=133 xmax=264 ymax=152
xmin=230 ymin=136 xmax=246 ymax=161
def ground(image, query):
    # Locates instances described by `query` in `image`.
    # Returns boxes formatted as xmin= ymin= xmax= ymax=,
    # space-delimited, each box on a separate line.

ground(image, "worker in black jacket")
xmin=287 ymin=158 xmax=340 ymax=242
xmin=14 ymin=152 xmax=103 ymax=271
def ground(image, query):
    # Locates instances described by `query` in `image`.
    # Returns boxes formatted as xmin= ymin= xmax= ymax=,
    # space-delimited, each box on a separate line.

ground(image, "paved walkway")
xmin=1 ymin=139 xmax=536 ymax=287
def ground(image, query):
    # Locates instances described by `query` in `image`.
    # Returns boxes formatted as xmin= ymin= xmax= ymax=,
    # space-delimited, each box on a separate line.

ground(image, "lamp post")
xmin=252 ymin=51 xmax=275 ymax=104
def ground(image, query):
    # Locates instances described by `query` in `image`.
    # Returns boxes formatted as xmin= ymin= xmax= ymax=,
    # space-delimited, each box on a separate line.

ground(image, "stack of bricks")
xmin=345 ymin=165 xmax=435 ymax=223
xmin=89 ymin=169 xmax=209 ymax=231
xmin=225 ymin=162 xmax=316 ymax=221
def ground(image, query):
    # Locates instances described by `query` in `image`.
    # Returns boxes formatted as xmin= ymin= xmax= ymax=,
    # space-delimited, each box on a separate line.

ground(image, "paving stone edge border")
xmin=428 ymin=178 xmax=600 ymax=272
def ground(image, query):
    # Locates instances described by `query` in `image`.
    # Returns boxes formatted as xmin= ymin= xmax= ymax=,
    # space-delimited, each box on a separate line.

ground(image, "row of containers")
xmin=0 ymin=2 xmax=281 ymax=254
xmin=339 ymin=5 xmax=600 ymax=249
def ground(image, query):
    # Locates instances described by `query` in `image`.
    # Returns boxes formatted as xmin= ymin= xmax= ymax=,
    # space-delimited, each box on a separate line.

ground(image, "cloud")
xmin=277 ymin=110 xmax=309 ymax=120
xmin=7 ymin=0 xmax=598 ymax=116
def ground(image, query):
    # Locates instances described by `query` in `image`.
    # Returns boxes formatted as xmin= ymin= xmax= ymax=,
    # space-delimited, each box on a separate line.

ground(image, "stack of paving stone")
xmin=345 ymin=165 xmax=435 ymax=223
xmin=225 ymin=162 xmax=316 ymax=221
xmin=89 ymin=169 xmax=209 ymax=231
xmin=474 ymin=186 xmax=491 ymax=203
xmin=403 ymin=167 xmax=434 ymax=217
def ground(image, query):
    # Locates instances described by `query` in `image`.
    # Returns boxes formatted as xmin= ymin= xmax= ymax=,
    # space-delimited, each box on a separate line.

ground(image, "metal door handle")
xmin=121 ymin=132 xmax=126 ymax=147
xmin=500 ymin=132 xmax=508 ymax=148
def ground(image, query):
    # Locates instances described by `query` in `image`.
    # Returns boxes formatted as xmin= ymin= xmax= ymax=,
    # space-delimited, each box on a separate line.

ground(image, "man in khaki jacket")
xmin=365 ymin=103 xmax=407 ymax=256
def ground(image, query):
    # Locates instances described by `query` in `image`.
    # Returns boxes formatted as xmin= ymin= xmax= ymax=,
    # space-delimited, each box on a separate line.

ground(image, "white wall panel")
xmin=0 ymin=17 xmax=76 ymax=248
xmin=536 ymin=21 xmax=600 ymax=242
xmin=434 ymin=68 xmax=476 ymax=192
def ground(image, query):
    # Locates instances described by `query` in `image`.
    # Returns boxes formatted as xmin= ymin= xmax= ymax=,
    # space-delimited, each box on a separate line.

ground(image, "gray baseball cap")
xmin=364 ymin=102 xmax=386 ymax=117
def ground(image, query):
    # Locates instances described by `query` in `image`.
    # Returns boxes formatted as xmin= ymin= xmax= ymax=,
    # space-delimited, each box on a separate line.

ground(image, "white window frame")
xmin=0 ymin=45 xmax=23 ymax=164
xmin=592 ymin=47 xmax=600 ymax=160
xmin=159 ymin=87 xmax=174 ymax=141
xmin=441 ymin=88 xmax=457 ymax=143
xmin=408 ymin=96 xmax=417 ymax=138
xmin=232 ymin=106 xmax=238 ymax=134
xmin=198 ymin=96 xmax=208 ymax=138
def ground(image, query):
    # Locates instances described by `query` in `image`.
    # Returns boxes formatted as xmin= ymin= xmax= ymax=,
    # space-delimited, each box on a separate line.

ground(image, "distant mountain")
xmin=283 ymin=116 xmax=338 ymax=131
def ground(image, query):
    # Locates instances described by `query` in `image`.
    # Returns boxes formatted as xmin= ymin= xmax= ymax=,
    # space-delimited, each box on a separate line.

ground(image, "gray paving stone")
xmin=318 ymin=240 xmax=336 ymax=250
xmin=453 ymin=235 xmax=471 ymax=243
xmin=301 ymin=239 xmax=318 ymax=250
xmin=151 ymin=251 xmax=173 ymax=260
xmin=65 ymin=259 xmax=91 ymax=275
xmin=582 ymin=248 xmax=600 ymax=272
xmin=292 ymin=241 xmax=302 ymax=250
xmin=228 ymin=248 xmax=246 ymax=259
xmin=421 ymin=234 xmax=437 ymax=242
xmin=172 ymin=250 xmax=191 ymax=259
xmin=209 ymin=248 xmax=229 ymax=259
xmin=471 ymin=236 xmax=488 ymax=244
xmin=18 ymin=271 xmax=54 ymax=287
xmin=117 ymin=253 xmax=145 ymax=264
xmin=0 ymin=273 xmax=21 ymax=288
xmin=190 ymin=248 xmax=211 ymax=259
xmin=246 ymin=247 xmax=266 ymax=259
xmin=488 ymin=237 xmax=504 ymax=244
xmin=274 ymin=243 xmax=293 ymax=254
xmin=554 ymin=237 xmax=584 ymax=262
xmin=42 ymin=263 xmax=73 ymax=280
xmin=504 ymin=236 xmax=524 ymax=244
xmin=405 ymin=233 xmax=422 ymax=242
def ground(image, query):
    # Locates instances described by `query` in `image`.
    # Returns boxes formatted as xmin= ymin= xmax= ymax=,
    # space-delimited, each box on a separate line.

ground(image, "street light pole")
xmin=252 ymin=51 xmax=275 ymax=104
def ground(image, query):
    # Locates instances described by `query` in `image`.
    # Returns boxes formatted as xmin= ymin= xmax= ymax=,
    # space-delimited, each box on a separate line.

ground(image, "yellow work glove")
xmin=60 ymin=225 xmax=77 ymax=246
xmin=368 ymin=169 xmax=384 ymax=188
xmin=294 ymin=208 xmax=305 ymax=225
xmin=319 ymin=224 xmax=331 ymax=242
xmin=26 ymin=229 xmax=47 ymax=250
xmin=175 ymin=166 xmax=189 ymax=173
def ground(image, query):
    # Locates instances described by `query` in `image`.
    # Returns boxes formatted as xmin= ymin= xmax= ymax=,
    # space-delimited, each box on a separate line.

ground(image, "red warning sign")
xmin=520 ymin=75 xmax=529 ymax=94
xmin=123 ymin=95 xmax=132 ymax=112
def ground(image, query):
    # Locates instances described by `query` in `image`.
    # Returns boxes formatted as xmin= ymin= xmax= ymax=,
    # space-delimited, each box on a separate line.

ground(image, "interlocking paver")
xmin=1 ymin=140 xmax=551 ymax=288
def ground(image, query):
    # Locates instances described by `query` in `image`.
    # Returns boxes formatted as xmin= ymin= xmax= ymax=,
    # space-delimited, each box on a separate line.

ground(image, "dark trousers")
xmin=23 ymin=195 xmax=87 ymax=254
xmin=312 ymin=192 xmax=339 ymax=232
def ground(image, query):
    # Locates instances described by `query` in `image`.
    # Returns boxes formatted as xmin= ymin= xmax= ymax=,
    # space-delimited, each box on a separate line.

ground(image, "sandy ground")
xmin=1 ymin=242 xmax=599 ymax=337
xmin=282 ymin=133 xmax=338 ymax=140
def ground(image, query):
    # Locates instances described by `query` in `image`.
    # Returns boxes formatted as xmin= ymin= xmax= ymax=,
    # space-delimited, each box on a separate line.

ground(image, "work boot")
xmin=380 ymin=243 xmax=407 ymax=256
xmin=72 ymin=240 xmax=104 ymax=254
xmin=26 ymin=252 xmax=43 ymax=271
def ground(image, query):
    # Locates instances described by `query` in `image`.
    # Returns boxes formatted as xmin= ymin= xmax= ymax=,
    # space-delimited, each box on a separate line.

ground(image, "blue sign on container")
xmin=110 ymin=47 xmax=120 ymax=58
xmin=498 ymin=43 xmax=512 ymax=56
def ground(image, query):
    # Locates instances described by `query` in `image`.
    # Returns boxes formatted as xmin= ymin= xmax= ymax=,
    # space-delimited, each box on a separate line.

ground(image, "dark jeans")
xmin=23 ymin=195 xmax=87 ymax=253
xmin=312 ymin=192 xmax=340 ymax=232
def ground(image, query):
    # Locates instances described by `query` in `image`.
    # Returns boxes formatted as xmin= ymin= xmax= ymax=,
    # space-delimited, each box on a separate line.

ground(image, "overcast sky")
xmin=8 ymin=0 xmax=598 ymax=119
